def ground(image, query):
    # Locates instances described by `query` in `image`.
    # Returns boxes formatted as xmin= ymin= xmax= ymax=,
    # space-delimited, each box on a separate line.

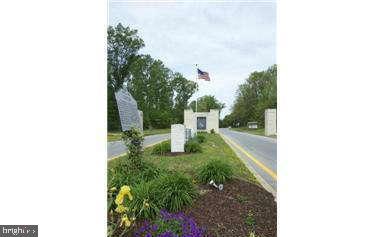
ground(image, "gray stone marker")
xmin=265 ymin=109 xmax=277 ymax=136
xmin=114 ymin=87 xmax=143 ymax=132
xmin=171 ymin=124 xmax=185 ymax=152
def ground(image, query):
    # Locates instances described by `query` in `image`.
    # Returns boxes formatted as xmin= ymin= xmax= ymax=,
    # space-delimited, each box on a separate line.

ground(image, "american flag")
xmin=197 ymin=68 xmax=210 ymax=81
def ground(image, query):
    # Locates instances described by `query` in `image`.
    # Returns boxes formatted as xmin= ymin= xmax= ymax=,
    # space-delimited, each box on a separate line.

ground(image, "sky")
xmin=109 ymin=0 xmax=276 ymax=118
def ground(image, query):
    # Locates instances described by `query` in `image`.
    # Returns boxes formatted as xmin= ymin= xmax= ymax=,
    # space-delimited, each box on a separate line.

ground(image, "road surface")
xmin=108 ymin=133 xmax=170 ymax=159
xmin=220 ymin=128 xmax=277 ymax=195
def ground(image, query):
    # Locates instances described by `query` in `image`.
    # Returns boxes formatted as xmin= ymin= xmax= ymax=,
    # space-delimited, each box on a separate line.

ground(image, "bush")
xmin=135 ymin=210 xmax=206 ymax=237
xmin=129 ymin=181 xmax=160 ymax=220
xmin=154 ymin=173 xmax=198 ymax=212
xmin=108 ymin=160 xmax=163 ymax=189
xmin=151 ymin=140 xmax=171 ymax=155
xmin=197 ymin=159 xmax=233 ymax=184
xmin=196 ymin=134 xmax=206 ymax=143
xmin=184 ymin=139 xmax=202 ymax=153
xmin=210 ymin=128 xmax=215 ymax=134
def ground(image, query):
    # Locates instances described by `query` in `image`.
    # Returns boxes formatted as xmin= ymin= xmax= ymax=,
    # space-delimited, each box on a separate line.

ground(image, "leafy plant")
xmin=108 ymin=160 xmax=162 ymax=189
xmin=245 ymin=211 xmax=256 ymax=228
xmin=129 ymin=181 xmax=161 ymax=220
xmin=195 ymin=134 xmax=206 ymax=143
xmin=151 ymin=140 xmax=171 ymax=155
xmin=210 ymin=128 xmax=215 ymax=134
xmin=197 ymin=159 xmax=233 ymax=184
xmin=135 ymin=210 xmax=206 ymax=237
xmin=184 ymin=139 xmax=202 ymax=153
xmin=154 ymin=173 xmax=198 ymax=212
xmin=122 ymin=128 xmax=145 ymax=169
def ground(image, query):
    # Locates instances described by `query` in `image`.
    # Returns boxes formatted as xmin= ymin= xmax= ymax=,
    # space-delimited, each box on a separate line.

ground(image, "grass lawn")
xmin=231 ymin=127 xmax=277 ymax=138
xmin=108 ymin=133 xmax=258 ymax=184
xmin=107 ymin=128 xmax=170 ymax=142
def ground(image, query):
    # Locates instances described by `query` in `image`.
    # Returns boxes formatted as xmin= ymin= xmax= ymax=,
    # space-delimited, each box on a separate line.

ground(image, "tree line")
xmin=108 ymin=23 xmax=198 ymax=131
xmin=221 ymin=65 xmax=277 ymax=128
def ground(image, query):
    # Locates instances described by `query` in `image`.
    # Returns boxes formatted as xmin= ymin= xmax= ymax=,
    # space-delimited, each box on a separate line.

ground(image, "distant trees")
xmin=222 ymin=65 xmax=277 ymax=128
xmin=189 ymin=95 xmax=225 ymax=114
xmin=107 ymin=23 xmax=198 ymax=131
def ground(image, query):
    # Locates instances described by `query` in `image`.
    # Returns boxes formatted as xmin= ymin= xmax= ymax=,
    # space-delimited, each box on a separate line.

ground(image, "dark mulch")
xmin=184 ymin=179 xmax=277 ymax=237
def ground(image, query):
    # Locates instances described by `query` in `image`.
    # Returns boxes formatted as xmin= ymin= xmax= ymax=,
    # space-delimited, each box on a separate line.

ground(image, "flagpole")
xmin=195 ymin=64 xmax=198 ymax=113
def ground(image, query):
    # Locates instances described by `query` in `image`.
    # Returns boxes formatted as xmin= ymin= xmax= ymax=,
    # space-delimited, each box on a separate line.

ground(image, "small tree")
xmin=121 ymin=127 xmax=144 ymax=169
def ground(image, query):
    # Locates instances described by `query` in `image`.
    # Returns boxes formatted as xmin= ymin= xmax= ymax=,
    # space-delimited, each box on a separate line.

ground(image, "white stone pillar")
xmin=171 ymin=124 xmax=186 ymax=152
xmin=265 ymin=109 xmax=277 ymax=136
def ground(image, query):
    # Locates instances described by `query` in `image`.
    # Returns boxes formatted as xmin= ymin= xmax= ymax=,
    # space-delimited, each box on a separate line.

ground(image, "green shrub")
xmin=196 ymin=134 xmax=206 ymax=143
xmin=107 ymin=160 xmax=163 ymax=189
xmin=197 ymin=159 xmax=233 ymax=184
xmin=154 ymin=172 xmax=198 ymax=212
xmin=184 ymin=139 xmax=202 ymax=153
xmin=210 ymin=128 xmax=215 ymax=134
xmin=151 ymin=140 xmax=171 ymax=155
xmin=129 ymin=181 xmax=160 ymax=220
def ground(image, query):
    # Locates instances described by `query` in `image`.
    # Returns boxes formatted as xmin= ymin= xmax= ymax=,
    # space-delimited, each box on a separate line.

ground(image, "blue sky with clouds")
xmin=109 ymin=1 xmax=276 ymax=117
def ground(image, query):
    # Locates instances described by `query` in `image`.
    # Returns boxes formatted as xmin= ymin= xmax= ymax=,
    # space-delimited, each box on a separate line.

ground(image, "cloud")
xmin=109 ymin=1 xmax=276 ymax=117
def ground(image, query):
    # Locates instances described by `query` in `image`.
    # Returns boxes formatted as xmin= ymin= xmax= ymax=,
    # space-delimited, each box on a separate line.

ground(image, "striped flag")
xmin=197 ymin=68 xmax=210 ymax=81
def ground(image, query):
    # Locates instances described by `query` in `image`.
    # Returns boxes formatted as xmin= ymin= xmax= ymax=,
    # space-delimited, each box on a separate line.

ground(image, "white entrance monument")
xmin=265 ymin=108 xmax=277 ymax=136
xmin=184 ymin=109 xmax=219 ymax=134
xmin=171 ymin=124 xmax=186 ymax=152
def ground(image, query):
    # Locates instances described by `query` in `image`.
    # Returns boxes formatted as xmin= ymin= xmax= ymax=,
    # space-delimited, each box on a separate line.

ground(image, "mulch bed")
xmin=184 ymin=179 xmax=277 ymax=237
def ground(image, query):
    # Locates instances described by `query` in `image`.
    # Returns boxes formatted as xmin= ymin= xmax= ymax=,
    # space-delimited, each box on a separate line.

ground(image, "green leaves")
xmin=197 ymin=159 xmax=233 ymax=184
xmin=222 ymin=65 xmax=277 ymax=128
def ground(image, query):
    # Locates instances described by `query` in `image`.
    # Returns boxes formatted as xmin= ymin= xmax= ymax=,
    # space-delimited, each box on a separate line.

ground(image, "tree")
xmin=189 ymin=95 xmax=225 ymax=114
xmin=229 ymin=65 xmax=277 ymax=128
xmin=172 ymin=73 xmax=198 ymax=123
xmin=129 ymin=55 xmax=174 ymax=129
xmin=107 ymin=24 xmax=145 ymax=131
xmin=108 ymin=23 xmax=145 ymax=90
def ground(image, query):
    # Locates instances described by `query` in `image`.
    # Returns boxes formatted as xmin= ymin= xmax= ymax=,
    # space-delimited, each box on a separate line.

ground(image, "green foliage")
xmin=107 ymin=160 xmax=162 ymax=189
xmin=223 ymin=65 xmax=277 ymax=128
xmin=108 ymin=23 xmax=145 ymax=90
xmin=197 ymin=159 xmax=233 ymax=184
xmin=196 ymin=134 xmax=206 ymax=143
xmin=129 ymin=181 xmax=160 ymax=220
xmin=210 ymin=128 xmax=215 ymax=134
xmin=244 ymin=211 xmax=256 ymax=228
xmin=172 ymin=72 xmax=198 ymax=123
xmin=154 ymin=173 xmax=198 ymax=212
xmin=151 ymin=140 xmax=171 ymax=155
xmin=122 ymin=128 xmax=144 ymax=169
xmin=107 ymin=24 xmax=198 ymax=131
xmin=184 ymin=139 xmax=202 ymax=153
xmin=189 ymin=95 xmax=225 ymax=113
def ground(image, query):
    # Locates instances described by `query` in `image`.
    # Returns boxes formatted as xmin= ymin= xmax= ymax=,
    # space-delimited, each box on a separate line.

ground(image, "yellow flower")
xmin=120 ymin=214 xmax=131 ymax=228
xmin=127 ymin=192 xmax=133 ymax=201
xmin=120 ymin=185 xmax=131 ymax=195
xmin=144 ymin=201 xmax=150 ymax=208
xmin=115 ymin=193 xmax=124 ymax=205
xmin=115 ymin=204 xmax=128 ymax=213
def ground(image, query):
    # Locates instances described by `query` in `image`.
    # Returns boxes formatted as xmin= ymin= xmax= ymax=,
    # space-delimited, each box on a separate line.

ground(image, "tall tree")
xmin=172 ymin=73 xmax=198 ymax=123
xmin=107 ymin=24 xmax=145 ymax=131
xmin=228 ymin=65 xmax=277 ymax=127
xmin=107 ymin=23 xmax=145 ymax=90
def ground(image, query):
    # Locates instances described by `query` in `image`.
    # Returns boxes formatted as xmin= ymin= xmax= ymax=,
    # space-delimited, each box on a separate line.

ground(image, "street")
xmin=107 ymin=133 xmax=170 ymax=159
xmin=220 ymin=128 xmax=277 ymax=195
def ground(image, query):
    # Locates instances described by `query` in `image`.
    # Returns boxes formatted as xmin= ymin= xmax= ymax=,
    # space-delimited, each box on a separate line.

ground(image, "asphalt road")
xmin=107 ymin=133 xmax=170 ymax=159
xmin=220 ymin=128 xmax=277 ymax=194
